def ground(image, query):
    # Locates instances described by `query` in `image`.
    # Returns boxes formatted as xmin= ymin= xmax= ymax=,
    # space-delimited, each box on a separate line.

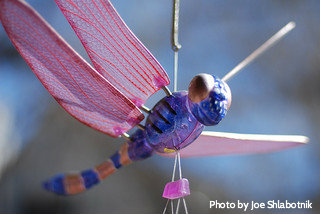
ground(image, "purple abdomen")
xmin=145 ymin=91 xmax=204 ymax=153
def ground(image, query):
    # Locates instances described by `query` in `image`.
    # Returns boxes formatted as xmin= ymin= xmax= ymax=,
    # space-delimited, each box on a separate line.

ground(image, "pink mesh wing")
xmin=161 ymin=131 xmax=308 ymax=158
xmin=55 ymin=0 xmax=170 ymax=107
xmin=0 ymin=0 xmax=144 ymax=137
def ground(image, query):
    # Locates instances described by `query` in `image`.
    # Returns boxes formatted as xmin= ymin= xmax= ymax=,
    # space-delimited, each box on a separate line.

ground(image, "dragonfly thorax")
xmin=145 ymin=92 xmax=204 ymax=153
xmin=144 ymin=74 xmax=231 ymax=154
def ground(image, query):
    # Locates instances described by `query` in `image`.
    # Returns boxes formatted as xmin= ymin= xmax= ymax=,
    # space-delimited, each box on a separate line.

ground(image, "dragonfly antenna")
xmin=172 ymin=0 xmax=181 ymax=92
xmin=222 ymin=22 xmax=296 ymax=82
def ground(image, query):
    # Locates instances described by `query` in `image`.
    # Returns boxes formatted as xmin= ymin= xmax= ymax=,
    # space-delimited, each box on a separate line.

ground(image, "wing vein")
xmin=8 ymin=16 xmax=128 ymax=122
xmin=1 ymin=0 xmax=144 ymax=137
xmin=72 ymin=24 xmax=149 ymax=97
xmin=10 ymin=29 xmax=127 ymax=122
xmin=91 ymin=0 xmax=156 ymax=86
xmin=102 ymin=0 xmax=167 ymax=80
xmin=66 ymin=0 xmax=154 ymax=92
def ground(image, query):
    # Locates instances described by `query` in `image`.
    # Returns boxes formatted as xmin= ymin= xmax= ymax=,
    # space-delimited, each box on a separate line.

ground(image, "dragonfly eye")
xmin=188 ymin=73 xmax=215 ymax=103
xmin=188 ymin=74 xmax=232 ymax=126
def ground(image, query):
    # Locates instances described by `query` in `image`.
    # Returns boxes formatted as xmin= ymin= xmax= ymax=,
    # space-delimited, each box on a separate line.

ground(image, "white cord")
xmin=177 ymin=152 xmax=182 ymax=179
xmin=163 ymin=153 xmax=178 ymax=214
xmin=171 ymin=200 xmax=174 ymax=214
xmin=171 ymin=153 xmax=178 ymax=182
xmin=163 ymin=152 xmax=188 ymax=214
xmin=182 ymin=198 xmax=188 ymax=214
xmin=175 ymin=199 xmax=181 ymax=214
xmin=162 ymin=199 xmax=170 ymax=214
xmin=173 ymin=51 xmax=179 ymax=92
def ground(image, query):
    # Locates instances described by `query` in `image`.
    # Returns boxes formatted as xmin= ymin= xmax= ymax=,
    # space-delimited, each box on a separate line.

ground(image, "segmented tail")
xmin=43 ymin=142 xmax=132 ymax=195
xmin=43 ymin=130 xmax=154 ymax=195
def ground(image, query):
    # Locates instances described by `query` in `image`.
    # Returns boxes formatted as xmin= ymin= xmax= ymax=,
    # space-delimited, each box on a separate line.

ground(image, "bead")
xmin=64 ymin=174 xmax=86 ymax=195
xmin=81 ymin=169 xmax=99 ymax=189
xmin=162 ymin=178 xmax=190 ymax=200
xmin=95 ymin=160 xmax=116 ymax=180
xmin=42 ymin=174 xmax=66 ymax=195
xmin=110 ymin=153 xmax=122 ymax=169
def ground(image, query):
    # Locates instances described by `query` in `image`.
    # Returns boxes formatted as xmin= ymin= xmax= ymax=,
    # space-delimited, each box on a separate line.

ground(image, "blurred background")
xmin=0 ymin=0 xmax=319 ymax=213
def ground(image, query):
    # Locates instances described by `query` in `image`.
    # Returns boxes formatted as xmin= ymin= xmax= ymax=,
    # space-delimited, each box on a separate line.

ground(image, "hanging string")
xmin=172 ymin=0 xmax=181 ymax=92
xmin=162 ymin=151 xmax=188 ymax=214
xmin=177 ymin=152 xmax=188 ymax=214
xmin=163 ymin=1 xmax=189 ymax=213
xmin=162 ymin=153 xmax=178 ymax=214
xmin=174 ymin=52 xmax=179 ymax=92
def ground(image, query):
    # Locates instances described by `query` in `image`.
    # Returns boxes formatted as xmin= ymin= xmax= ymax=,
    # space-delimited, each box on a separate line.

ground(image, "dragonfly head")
xmin=188 ymin=73 xmax=231 ymax=126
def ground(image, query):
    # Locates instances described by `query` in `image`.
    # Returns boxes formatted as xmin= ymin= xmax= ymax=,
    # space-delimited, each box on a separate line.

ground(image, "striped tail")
xmin=43 ymin=137 xmax=153 ymax=195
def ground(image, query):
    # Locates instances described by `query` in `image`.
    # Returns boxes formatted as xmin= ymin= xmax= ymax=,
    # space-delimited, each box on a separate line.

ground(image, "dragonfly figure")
xmin=0 ymin=0 xmax=308 ymax=202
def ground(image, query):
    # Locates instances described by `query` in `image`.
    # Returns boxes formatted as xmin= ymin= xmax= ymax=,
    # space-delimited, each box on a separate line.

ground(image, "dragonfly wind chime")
xmin=0 ymin=0 xmax=308 ymax=213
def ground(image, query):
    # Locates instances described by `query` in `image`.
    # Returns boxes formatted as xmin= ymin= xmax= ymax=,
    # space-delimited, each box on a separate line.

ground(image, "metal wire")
xmin=174 ymin=51 xmax=179 ymax=92
xmin=172 ymin=0 xmax=181 ymax=92
xmin=222 ymin=22 xmax=296 ymax=82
